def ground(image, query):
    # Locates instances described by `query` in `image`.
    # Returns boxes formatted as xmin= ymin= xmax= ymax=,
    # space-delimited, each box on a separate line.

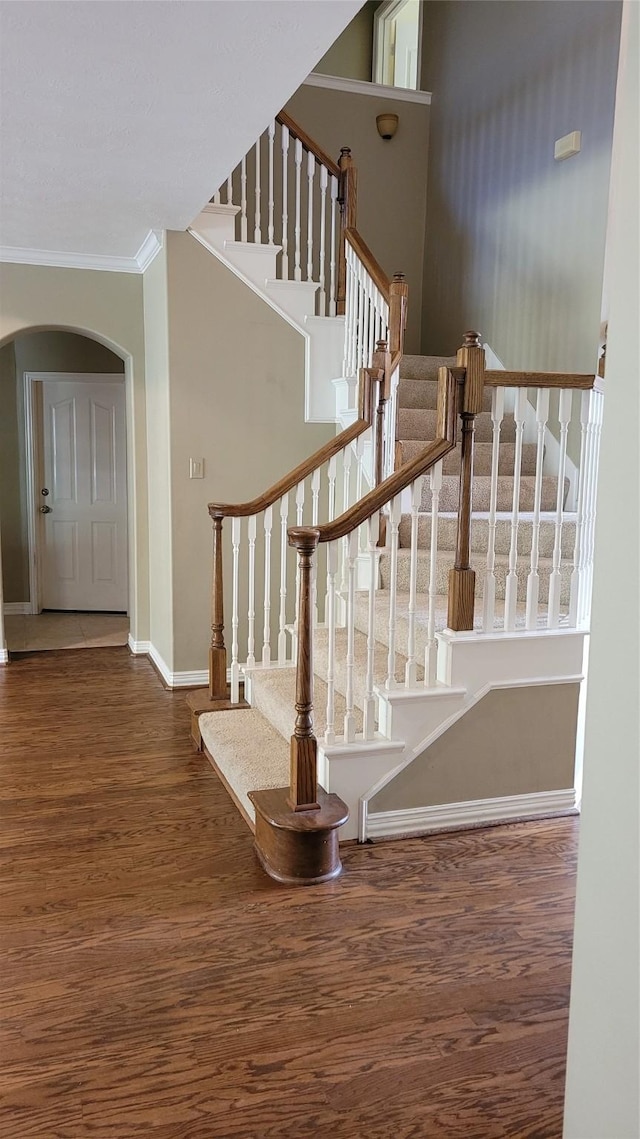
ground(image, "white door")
xmin=41 ymin=379 xmax=128 ymax=611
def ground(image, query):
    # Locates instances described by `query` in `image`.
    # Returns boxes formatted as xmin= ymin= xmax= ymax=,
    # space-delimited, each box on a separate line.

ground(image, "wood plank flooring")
xmin=0 ymin=648 xmax=578 ymax=1138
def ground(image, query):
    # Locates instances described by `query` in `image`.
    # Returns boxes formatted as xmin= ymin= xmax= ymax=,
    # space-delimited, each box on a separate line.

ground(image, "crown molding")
xmin=0 ymin=229 xmax=163 ymax=274
xmin=304 ymin=73 xmax=432 ymax=105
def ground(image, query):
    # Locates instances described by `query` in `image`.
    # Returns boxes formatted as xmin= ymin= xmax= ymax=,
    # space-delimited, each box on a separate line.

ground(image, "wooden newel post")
xmin=447 ymin=331 xmax=486 ymax=631
xmin=389 ymin=272 xmax=409 ymax=358
xmin=287 ymin=527 xmax=321 ymax=812
xmin=336 ymin=146 xmax=357 ymax=316
xmin=209 ymin=511 xmax=228 ymax=701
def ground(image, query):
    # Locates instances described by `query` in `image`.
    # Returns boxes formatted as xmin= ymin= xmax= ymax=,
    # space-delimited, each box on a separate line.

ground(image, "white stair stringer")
xmin=189 ymin=206 xmax=345 ymax=423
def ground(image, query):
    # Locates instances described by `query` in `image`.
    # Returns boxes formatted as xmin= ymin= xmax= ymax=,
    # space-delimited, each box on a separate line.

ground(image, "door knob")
xmin=40 ymin=505 xmax=52 ymax=514
xmin=41 ymin=487 xmax=50 ymax=496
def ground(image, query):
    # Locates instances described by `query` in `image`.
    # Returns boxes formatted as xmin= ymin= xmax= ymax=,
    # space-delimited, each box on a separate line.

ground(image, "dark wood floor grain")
xmin=0 ymin=648 xmax=578 ymax=1138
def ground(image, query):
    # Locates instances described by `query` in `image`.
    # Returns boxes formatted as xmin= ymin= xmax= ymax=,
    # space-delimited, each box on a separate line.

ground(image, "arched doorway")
xmin=0 ymin=327 xmax=132 ymax=657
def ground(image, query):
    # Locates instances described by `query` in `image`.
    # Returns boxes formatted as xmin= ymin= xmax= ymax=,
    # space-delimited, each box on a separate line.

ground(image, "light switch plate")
xmin=189 ymin=457 xmax=204 ymax=479
xmin=554 ymin=130 xmax=581 ymax=161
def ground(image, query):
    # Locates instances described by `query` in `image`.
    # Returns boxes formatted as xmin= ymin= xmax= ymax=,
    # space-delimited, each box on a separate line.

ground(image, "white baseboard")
xmin=127 ymin=635 xmax=208 ymax=689
xmin=0 ymin=647 xmax=9 ymax=664
xmin=3 ymin=601 xmax=32 ymax=615
xmin=366 ymin=787 xmax=578 ymax=839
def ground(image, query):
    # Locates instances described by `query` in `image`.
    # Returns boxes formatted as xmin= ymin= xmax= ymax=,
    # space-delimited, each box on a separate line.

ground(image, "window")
xmin=373 ymin=0 xmax=423 ymax=91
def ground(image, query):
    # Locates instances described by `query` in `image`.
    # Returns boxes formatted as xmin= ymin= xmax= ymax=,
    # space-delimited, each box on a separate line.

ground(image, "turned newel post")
xmin=209 ymin=510 xmax=228 ymax=700
xmin=336 ymin=146 xmax=358 ymax=316
xmin=389 ymin=272 xmax=409 ymax=358
xmin=287 ymin=527 xmax=321 ymax=812
xmin=447 ymin=330 xmax=486 ymax=631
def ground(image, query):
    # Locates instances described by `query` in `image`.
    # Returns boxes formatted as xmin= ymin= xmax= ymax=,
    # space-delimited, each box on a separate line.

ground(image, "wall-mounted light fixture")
xmin=376 ymin=113 xmax=399 ymax=140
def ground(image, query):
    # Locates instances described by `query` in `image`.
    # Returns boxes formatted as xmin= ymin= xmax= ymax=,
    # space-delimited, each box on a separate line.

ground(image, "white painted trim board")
xmin=366 ymin=788 xmax=579 ymax=839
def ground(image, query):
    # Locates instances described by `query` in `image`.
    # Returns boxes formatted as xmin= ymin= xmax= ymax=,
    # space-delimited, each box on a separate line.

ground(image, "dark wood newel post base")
xmin=249 ymin=787 xmax=349 ymax=885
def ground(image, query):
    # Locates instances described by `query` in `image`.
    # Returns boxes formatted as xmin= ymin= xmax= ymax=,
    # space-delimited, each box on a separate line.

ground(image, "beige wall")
xmin=165 ymin=231 xmax=333 ymax=674
xmin=420 ymin=1 xmax=622 ymax=367
xmin=371 ymin=683 xmax=580 ymax=812
xmin=285 ymin=84 xmax=430 ymax=354
xmin=0 ymin=261 xmax=149 ymax=640
xmin=313 ymin=2 xmax=379 ymax=82
xmin=143 ymin=244 xmax=173 ymax=668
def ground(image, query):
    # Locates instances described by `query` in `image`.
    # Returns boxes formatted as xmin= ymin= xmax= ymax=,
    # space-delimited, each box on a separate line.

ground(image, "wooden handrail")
xmin=208 ymin=361 xmax=384 ymax=521
xmin=276 ymin=111 xmax=341 ymax=179
xmin=344 ymin=228 xmax=391 ymax=301
xmin=484 ymin=370 xmax=598 ymax=389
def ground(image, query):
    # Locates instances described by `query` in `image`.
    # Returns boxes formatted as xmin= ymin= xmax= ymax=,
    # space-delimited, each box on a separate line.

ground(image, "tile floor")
xmin=4 ymin=611 xmax=129 ymax=652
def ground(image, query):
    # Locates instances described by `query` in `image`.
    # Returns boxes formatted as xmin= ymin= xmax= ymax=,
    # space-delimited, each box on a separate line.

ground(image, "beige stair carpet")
xmin=199 ymin=707 xmax=289 ymax=825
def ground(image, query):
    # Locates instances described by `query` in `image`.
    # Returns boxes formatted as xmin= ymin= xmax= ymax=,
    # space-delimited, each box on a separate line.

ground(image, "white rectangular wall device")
xmin=554 ymin=131 xmax=582 ymax=161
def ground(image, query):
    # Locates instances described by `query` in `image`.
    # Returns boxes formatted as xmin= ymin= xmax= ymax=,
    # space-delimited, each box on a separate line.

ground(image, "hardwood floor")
xmin=0 ymin=648 xmax=578 ymax=1138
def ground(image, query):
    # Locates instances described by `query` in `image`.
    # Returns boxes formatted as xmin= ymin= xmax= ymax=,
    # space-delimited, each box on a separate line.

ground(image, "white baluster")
xmin=329 ymin=174 xmax=338 ymax=316
xmin=240 ymin=155 xmax=248 ymax=242
xmin=294 ymin=138 xmax=302 ymax=281
xmin=547 ymin=390 xmax=572 ymax=628
xmin=583 ymin=391 xmax=604 ymax=621
xmin=425 ymin=461 xmax=443 ymax=688
xmin=405 ymin=477 xmax=422 ymax=688
xmin=278 ymin=493 xmax=289 ymax=661
xmin=340 ymin=447 xmax=353 ymax=592
xmin=226 ymin=174 xmax=233 ymax=207
xmin=327 ymin=453 xmax=337 ymax=521
xmin=362 ymin=273 xmax=371 ymax=370
xmin=254 ymin=138 xmax=261 ymax=243
xmin=247 ymin=514 xmax=257 ymax=667
xmin=311 ymin=468 xmax=321 ymax=626
xmin=482 ymin=387 xmax=504 ymax=631
xmin=363 ymin=514 xmax=379 ymax=740
xmin=262 ymin=505 xmax=272 ymax=663
xmin=318 ymin=165 xmax=327 ymax=315
xmin=569 ymin=392 xmax=591 ymax=627
xmin=306 ymin=150 xmax=315 ymax=285
xmin=267 ymin=122 xmax=275 ymax=245
xmin=343 ymin=530 xmax=358 ymax=742
xmin=213 ymin=189 xmax=221 ymax=205
xmin=525 ymin=388 xmax=550 ymax=629
xmin=231 ymin=517 xmax=241 ymax=703
xmin=324 ymin=540 xmax=338 ymax=745
xmin=281 ymin=125 xmax=289 ymax=278
xmin=296 ymin=479 xmax=305 ymax=525
xmin=504 ymin=388 xmax=528 ymax=631
xmin=385 ymin=495 xmax=402 ymax=689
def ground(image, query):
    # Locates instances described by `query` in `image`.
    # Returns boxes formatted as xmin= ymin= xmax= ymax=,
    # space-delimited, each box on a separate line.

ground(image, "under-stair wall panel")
xmin=369 ymin=681 xmax=580 ymax=815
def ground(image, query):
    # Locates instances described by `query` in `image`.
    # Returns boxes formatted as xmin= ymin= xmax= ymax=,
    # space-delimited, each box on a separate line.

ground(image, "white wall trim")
xmin=0 ymin=229 xmax=163 ymax=274
xmin=3 ymin=602 xmax=31 ymax=615
xmin=304 ymin=73 xmax=431 ymax=105
xmin=127 ymin=635 xmax=208 ymax=689
xmin=366 ymin=787 xmax=579 ymax=839
xmin=0 ymin=648 xmax=9 ymax=665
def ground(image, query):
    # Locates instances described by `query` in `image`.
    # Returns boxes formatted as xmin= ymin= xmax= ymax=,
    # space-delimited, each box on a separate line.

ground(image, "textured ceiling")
xmin=0 ymin=0 xmax=361 ymax=258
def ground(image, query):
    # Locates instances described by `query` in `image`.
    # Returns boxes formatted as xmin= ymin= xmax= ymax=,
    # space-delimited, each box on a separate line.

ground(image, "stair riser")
xmin=399 ymin=355 xmax=457 ymax=382
xmin=398 ymin=516 xmax=577 ymax=559
xmin=380 ymin=551 xmax=572 ymax=604
xmin=397 ymin=408 xmax=517 ymax=444
xmin=313 ymin=630 xmax=416 ymax=712
xmin=399 ymin=377 xmax=493 ymax=412
xmin=399 ymin=440 xmax=538 ymax=476
xmin=419 ymin=475 xmax=567 ymax=513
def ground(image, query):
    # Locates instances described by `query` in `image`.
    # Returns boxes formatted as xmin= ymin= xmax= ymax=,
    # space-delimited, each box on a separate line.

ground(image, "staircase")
xmin=186 ymin=109 xmax=604 ymax=885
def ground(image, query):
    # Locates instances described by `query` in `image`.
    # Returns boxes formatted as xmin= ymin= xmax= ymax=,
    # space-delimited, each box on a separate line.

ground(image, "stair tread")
xmin=199 ymin=707 xmax=289 ymax=823
xmin=248 ymin=665 xmax=363 ymax=741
